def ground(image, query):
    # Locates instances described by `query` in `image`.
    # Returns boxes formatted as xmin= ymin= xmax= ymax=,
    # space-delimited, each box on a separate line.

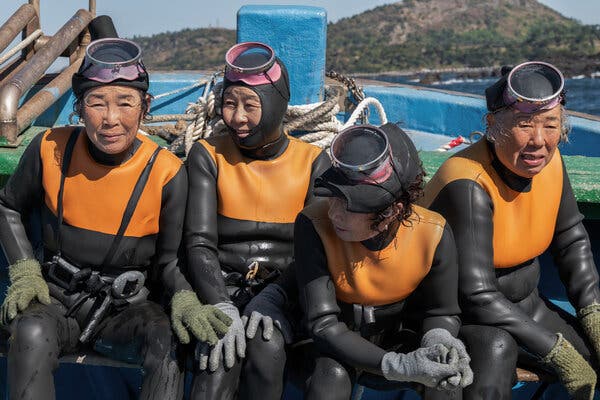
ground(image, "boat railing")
xmin=0 ymin=1 xmax=95 ymax=147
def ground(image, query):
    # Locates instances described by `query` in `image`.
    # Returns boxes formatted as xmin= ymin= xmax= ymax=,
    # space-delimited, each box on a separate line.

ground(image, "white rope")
xmin=0 ymin=28 xmax=43 ymax=66
xmin=342 ymin=97 xmax=388 ymax=129
xmin=163 ymin=79 xmax=390 ymax=155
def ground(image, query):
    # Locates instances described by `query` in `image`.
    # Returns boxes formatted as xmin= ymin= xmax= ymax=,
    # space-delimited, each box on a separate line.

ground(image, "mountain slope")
xmin=133 ymin=0 xmax=600 ymax=75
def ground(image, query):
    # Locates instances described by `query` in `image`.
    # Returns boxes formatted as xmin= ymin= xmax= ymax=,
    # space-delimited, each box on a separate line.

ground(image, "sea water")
xmin=373 ymin=76 xmax=600 ymax=117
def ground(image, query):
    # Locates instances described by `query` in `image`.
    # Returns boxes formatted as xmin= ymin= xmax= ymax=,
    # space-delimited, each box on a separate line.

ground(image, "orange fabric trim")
xmin=40 ymin=127 xmax=181 ymax=237
xmin=420 ymin=139 xmax=563 ymax=268
xmin=303 ymin=200 xmax=445 ymax=306
xmin=200 ymin=135 xmax=322 ymax=223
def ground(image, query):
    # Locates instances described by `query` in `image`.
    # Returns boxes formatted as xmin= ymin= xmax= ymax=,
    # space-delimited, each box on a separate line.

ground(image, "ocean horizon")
xmin=370 ymin=75 xmax=600 ymax=117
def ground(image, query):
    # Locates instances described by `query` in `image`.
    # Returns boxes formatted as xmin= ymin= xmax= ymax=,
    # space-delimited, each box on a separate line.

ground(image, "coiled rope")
xmin=147 ymin=70 xmax=388 ymax=156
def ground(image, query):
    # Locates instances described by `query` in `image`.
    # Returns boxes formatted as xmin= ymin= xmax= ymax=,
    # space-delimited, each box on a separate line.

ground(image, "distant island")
xmin=133 ymin=0 xmax=600 ymax=78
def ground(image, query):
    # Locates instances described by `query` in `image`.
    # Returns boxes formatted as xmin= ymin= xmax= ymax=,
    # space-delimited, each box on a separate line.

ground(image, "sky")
xmin=1 ymin=0 xmax=600 ymax=39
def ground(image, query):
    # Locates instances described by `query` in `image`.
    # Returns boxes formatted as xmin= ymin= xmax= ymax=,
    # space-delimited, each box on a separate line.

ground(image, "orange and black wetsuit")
xmin=421 ymin=139 xmax=600 ymax=398
xmin=184 ymin=132 xmax=330 ymax=400
xmin=0 ymin=127 xmax=192 ymax=400
xmin=184 ymin=133 xmax=329 ymax=304
xmin=295 ymin=200 xmax=460 ymax=399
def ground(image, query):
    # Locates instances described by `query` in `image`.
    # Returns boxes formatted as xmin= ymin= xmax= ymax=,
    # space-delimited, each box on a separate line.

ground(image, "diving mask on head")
xmin=81 ymin=38 xmax=146 ymax=83
xmin=225 ymin=42 xmax=282 ymax=86
xmin=486 ymin=61 xmax=565 ymax=113
xmin=315 ymin=123 xmax=422 ymax=213
xmin=72 ymin=38 xmax=149 ymax=98
xmin=330 ymin=125 xmax=394 ymax=184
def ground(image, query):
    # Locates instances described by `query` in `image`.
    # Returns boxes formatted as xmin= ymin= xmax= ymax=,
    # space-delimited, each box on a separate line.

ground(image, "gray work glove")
xmin=241 ymin=283 xmax=293 ymax=344
xmin=381 ymin=344 xmax=461 ymax=388
xmin=421 ymin=328 xmax=474 ymax=389
xmin=197 ymin=302 xmax=246 ymax=371
xmin=541 ymin=333 xmax=596 ymax=400
xmin=1 ymin=259 xmax=51 ymax=326
xmin=170 ymin=290 xmax=232 ymax=345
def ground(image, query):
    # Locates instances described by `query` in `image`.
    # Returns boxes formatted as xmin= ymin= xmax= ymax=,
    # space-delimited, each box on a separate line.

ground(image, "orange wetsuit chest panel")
xmin=420 ymin=139 xmax=563 ymax=268
xmin=303 ymin=200 xmax=445 ymax=306
xmin=40 ymin=128 xmax=181 ymax=237
xmin=200 ymin=135 xmax=322 ymax=223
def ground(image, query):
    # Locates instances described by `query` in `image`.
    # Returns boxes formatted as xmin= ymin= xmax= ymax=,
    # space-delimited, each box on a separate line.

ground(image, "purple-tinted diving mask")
xmin=503 ymin=61 xmax=564 ymax=113
xmin=80 ymin=38 xmax=146 ymax=83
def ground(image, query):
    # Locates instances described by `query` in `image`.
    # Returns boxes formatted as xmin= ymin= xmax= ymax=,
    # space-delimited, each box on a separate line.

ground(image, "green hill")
xmin=132 ymin=0 xmax=600 ymax=75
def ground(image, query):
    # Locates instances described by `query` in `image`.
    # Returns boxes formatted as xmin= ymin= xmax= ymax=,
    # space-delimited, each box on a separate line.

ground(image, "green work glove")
xmin=578 ymin=303 xmax=600 ymax=361
xmin=170 ymin=290 xmax=232 ymax=345
xmin=1 ymin=259 xmax=51 ymax=326
xmin=541 ymin=333 xmax=596 ymax=400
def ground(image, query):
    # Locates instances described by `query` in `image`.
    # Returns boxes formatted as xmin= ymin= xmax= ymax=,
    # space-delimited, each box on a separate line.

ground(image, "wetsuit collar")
xmin=361 ymin=219 xmax=401 ymax=251
xmin=239 ymin=133 xmax=289 ymax=160
xmin=87 ymin=135 xmax=141 ymax=165
xmin=487 ymin=141 xmax=532 ymax=192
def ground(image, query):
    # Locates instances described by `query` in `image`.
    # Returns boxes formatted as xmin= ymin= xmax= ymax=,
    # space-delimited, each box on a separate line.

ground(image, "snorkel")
xmin=222 ymin=42 xmax=290 ymax=155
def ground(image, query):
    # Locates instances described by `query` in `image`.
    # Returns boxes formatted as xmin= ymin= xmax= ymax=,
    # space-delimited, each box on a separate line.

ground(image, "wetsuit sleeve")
xmin=550 ymin=160 xmax=600 ymax=310
xmin=429 ymin=179 xmax=558 ymax=357
xmin=295 ymin=213 xmax=386 ymax=374
xmin=406 ymin=224 xmax=461 ymax=336
xmin=0 ymin=133 xmax=44 ymax=263
xmin=184 ymin=142 xmax=229 ymax=304
xmin=304 ymin=150 xmax=331 ymax=205
xmin=155 ymin=165 xmax=193 ymax=298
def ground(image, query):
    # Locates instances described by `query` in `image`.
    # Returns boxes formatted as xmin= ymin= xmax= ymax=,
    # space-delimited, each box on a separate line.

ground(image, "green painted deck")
xmin=2 ymin=126 xmax=600 ymax=218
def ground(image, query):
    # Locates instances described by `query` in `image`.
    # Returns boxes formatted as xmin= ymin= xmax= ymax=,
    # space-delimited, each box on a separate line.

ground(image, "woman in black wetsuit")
xmin=0 ymin=23 xmax=229 ymax=400
xmin=421 ymin=61 xmax=600 ymax=400
xmin=295 ymin=123 xmax=473 ymax=399
xmin=184 ymin=42 xmax=330 ymax=400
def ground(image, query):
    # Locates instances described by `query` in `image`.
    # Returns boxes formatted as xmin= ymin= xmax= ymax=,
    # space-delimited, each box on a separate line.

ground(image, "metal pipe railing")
xmin=0 ymin=8 xmax=93 ymax=144
xmin=0 ymin=4 xmax=37 ymax=54
xmin=17 ymin=57 xmax=84 ymax=133
xmin=0 ymin=28 xmax=43 ymax=67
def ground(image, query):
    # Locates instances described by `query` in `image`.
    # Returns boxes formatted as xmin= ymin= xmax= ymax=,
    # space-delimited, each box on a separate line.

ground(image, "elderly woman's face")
xmin=222 ymin=86 xmax=262 ymax=140
xmin=82 ymin=86 xmax=146 ymax=155
xmin=327 ymin=197 xmax=399 ymax=242
xmin=488 ymin=106 xmax=562 ymax=178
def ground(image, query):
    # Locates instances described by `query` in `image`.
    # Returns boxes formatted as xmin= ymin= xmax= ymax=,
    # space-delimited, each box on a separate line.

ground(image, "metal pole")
xmin=17 ymin=57 xmax=84 ymax=132
xmin=0 ymin=4 xmax=36 ymax=54
xmin=0 ymin=29 xmax=42 ymax=67
xmin=0 ymin=9 xmax=93 ymax=144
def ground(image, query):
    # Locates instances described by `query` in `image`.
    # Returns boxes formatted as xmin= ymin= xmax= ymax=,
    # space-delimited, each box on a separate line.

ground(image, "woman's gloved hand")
xmin=541 ymin=333 xmax=596 ymax=400
xmin=241 ymin=283 xmax=293 ymax=344
xmin=381 ymin=344 xmax=461 ymax=388
xmin=421 ymin=328 xmax=474 ymax=389
xmin=170 ymin=290 xmax=231 ymax=345
xmin=197 ymin=302 xmax=246 ymax=371
xmin=578 ymin=303 xmax=600 ymax=362
xmin=1 ymin=259 xmax=51 ymax=325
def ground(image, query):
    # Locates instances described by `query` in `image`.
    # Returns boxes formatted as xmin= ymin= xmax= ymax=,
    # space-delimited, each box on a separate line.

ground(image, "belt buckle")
xmin=245 ymin=261 xmax=259 ymax=281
